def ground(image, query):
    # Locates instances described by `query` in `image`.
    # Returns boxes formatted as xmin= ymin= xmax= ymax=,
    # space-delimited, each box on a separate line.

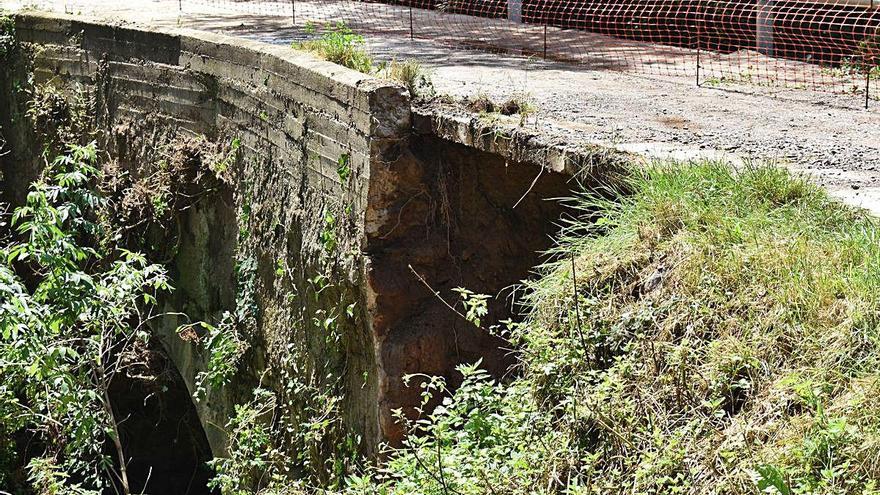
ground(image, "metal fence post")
xmin=291 ymin=0 xmax=296 ymax=25
xmin=543 ymin=23 xmax=547 ymax=60
xmin=756 ymin=0 xmax=776 ymax=57
xmin=868 ymin=69 xmax=872 ymax=109
xmin=696 ymin=1 xmax=702 ymax=86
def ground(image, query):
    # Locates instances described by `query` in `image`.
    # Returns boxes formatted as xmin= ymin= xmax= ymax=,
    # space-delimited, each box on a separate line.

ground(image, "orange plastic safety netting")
xmin=186 ymin=0 xmax=880 ymax=105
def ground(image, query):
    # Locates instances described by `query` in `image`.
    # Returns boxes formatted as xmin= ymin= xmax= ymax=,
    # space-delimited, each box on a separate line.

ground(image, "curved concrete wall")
xmin=9 ymin=11 xmax=410 ymax=457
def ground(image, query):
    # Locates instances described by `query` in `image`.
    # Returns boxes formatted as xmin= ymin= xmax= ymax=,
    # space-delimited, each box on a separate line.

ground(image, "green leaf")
xmin=755 ymin=465 xmax=791 ymax=495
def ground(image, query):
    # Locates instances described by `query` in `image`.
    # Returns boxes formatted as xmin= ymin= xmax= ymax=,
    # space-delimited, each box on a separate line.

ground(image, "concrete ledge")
xmin=13 ymin=11 xmax=410 ymax=135
xmin=412 ymin=101 xmax=635 ymax=177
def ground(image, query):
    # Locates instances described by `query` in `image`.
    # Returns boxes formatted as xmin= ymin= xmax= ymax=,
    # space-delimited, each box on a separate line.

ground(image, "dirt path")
xmin=4 ymin=0 xmax=880 ymax=212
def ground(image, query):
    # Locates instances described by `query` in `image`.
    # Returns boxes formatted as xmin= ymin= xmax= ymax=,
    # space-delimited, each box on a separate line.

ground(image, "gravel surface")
xmin=5 ymin=0 xmax=880 ymax=211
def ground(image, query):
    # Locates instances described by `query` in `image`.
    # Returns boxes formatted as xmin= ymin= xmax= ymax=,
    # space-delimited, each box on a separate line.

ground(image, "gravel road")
xmin=4 ymin=0 xmax=879 ymax=211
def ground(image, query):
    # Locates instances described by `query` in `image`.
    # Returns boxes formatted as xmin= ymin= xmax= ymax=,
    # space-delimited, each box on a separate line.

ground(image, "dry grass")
xmin=382 ymin=59 xmax=434 ymax=99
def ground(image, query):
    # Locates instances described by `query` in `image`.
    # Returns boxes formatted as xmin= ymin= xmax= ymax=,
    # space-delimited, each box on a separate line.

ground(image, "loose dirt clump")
xmin=465 ymin=94 xmax=534 ymax=116
xmin=99 ymin=130 xmax=238 ymax=256
xmin=27 ymin=82 xmax=92 ymax=150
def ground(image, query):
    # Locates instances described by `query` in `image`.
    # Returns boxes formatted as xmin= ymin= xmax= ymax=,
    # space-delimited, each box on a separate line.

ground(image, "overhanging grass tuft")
xmin=524 ymin=160 xmax=880 ymax=493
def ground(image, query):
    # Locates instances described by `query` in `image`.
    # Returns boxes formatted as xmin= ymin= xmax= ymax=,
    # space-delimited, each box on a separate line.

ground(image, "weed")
xmin=27 ymin=82 xmax=92 ymax=149
xmin=822 ymin=57 xmax=880 ymax=82
xmin=336 ymin=153 xmax=351 ymax=183
xmin=381 ymin=59 xmax=434 ymax=99
xmin=292 ymin=22 xmax=373 ymax=74
xmin=211 ymin=137 xmax=241 ymax=179
xmin=821 ymin=34 xmax=880 ymax=83
xmin=320 ymin=211 xmax=337 ymax=253
xmin=452 ymin=287 xmax=490 ymax=327
xmin=466 ymin=92 xmax=537 ymax=126
xmin=498 ymin=93 xmax=536 ymax=120
xmin=188 ymin=250 xmax=258 ymax=399
xmin=208 ymin=388 xmax=295 ymax=494
xmin=99 ymin=133 xmax=231 ymax=256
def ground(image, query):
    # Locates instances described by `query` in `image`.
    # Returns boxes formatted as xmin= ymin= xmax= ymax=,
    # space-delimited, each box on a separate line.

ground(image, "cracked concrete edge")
xmin=413 ymin=101 xmax=880 ymax=216
xmin=412 ymin=100 xmax=756 ymax=177
xmin=411 ymin=101 xmax=639 ymax=178
xmin=411 ymin=101 xmax=751 ymax=179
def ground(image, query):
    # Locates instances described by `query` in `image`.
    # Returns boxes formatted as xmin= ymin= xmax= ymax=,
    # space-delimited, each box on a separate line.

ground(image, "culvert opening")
xmin=368 ymin=136 xmax=583 ymax=442
xmin=108 ymin=339 xmax=216 ymax=495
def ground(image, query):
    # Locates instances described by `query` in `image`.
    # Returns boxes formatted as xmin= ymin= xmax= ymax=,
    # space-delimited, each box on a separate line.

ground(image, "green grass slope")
xmin=355 ymin=161 xmax=880 ymax=495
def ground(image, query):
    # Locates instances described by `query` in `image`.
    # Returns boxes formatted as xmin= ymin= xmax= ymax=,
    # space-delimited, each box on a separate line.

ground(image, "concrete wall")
xmin=7 ymin=11 xmax=410 ymax=459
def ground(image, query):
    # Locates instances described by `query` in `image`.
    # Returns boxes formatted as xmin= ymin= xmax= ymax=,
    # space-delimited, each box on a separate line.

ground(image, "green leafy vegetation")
xmin=350 ymin=161 xmax=880 ymax=494
xmin=191 ymin=253 xmax=257 ymax=399
xmin=0 ymin=143 xmax=171 ymax=494
xmin=292 ymin=21 xmax=374 ymax=74
xmin=336 ymin=153 xmax=351 ymax=183
xmin=320 ymin=210 xmax=338 ymax=253
xmin=178 ymin=181 xmax=255 ymax=399
xmin=6 ymin=19 xmax=880 ymax=491
xmin=5 ymin=85 xmax=880 ymax=495
xmin=203 ymin=154 xmax=363 ymax=492
xmin=208 ymin=388 xmax=288 ymax=494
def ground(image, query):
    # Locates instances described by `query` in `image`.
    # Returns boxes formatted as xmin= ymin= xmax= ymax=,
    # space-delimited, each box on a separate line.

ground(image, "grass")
xmin=354 ymin=160 xmax=880 ymax=495
xmin=292 ymin=21 xmax=373 ymax=74
xmin=525 ymin=161 xmax=880 ymax=494
xmin=293 ymin=24 xmax=437 ymax=99
xmin=381 ymin=59 xmax=434 ymax=99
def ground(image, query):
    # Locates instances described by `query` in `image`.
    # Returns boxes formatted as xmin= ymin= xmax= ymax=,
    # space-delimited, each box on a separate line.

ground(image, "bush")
xmin=0 ymin=13 xmax=15 ymax=62
xmin=0 ymin=143 xmax=172 ymax=494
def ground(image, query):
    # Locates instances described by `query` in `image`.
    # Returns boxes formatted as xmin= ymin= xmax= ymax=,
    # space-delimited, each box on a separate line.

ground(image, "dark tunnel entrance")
xmin=108 ymin=340 xmax=216 ymax=495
